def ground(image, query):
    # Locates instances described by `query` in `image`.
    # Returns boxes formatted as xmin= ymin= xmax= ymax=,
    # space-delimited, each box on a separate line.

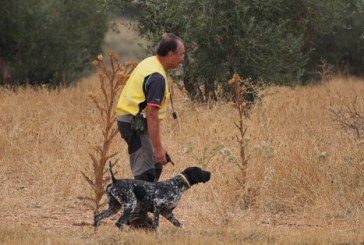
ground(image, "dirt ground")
xmin=1 ymin=188 xmax=363 ymax=237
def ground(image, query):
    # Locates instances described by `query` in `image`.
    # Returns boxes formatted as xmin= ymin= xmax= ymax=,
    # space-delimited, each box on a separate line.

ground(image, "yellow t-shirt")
xmin=115 ymin=56 xmax=170 ymax=120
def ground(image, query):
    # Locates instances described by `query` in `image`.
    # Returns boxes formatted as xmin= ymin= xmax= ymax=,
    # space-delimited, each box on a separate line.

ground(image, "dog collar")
xmin=178 ymin=174 xmax=191 ymax=188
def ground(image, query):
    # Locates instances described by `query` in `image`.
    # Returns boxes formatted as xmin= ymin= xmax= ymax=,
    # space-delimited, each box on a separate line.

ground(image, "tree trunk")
xmin=0 ymin=48 xmax=12 ymax=86
xmin=183 ymin=72 xmax=204 ymax=102
xmin=204 ymin=78 xmax=217 ymax=102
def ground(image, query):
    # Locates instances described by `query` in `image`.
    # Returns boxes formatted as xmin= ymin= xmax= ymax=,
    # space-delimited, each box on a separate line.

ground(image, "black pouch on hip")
xmin=131 ymin=112 xmax=146 ymax=135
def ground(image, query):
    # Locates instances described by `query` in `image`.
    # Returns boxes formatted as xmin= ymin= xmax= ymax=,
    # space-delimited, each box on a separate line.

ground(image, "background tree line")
xmin=0 ymin=0 xmax=110 ymax=87
xmin=1 ymin=0 xmax=364 ymax=101
xmin=118 ymin=0 xmax=364 ymax=101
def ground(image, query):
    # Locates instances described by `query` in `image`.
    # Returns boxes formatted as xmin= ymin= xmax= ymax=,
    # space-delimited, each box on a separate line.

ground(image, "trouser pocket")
xmin=117 ymin=120 xmax=141 ymax=154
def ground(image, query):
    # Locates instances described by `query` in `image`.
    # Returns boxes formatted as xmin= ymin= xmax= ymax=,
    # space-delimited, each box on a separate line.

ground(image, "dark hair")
xmin=156 ymin=33 xmax=183 ymax=57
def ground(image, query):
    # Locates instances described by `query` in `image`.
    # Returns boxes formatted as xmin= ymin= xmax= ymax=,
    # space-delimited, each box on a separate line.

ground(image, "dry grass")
xmin=0 ymin=76 xmax=363 ymax=244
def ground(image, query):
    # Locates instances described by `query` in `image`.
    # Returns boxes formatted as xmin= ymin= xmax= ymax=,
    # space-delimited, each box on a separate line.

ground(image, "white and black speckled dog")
xmin=94 ymin=162 xmax=211 ymax=230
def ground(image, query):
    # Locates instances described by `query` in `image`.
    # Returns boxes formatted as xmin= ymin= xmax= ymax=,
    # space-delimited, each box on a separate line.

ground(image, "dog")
xmin=94 ymin=162 xmax=211 ymax=230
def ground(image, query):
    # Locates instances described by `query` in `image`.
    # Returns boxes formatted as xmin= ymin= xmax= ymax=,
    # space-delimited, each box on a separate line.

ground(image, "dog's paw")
xmin=151 ymin=223 xmax=158 ymax=231
xmin=115 ymin=222 xmax=124 ymax=229
xmin=93 ymin=218 xmax=100 ymax=227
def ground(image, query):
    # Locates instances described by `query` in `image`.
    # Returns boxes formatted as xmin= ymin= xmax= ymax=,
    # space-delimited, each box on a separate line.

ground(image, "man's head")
xmin=156 ymin=33 xmax=185 ymax=70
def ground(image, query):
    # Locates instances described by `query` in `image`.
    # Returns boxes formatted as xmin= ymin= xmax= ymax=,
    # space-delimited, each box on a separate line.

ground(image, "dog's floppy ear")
xmin=133 ymin=186 xmax=147 ymax=200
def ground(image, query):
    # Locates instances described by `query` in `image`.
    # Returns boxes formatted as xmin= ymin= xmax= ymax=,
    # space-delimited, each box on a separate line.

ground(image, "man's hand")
xmin=155 ymin=147 xmax=167 ymax=165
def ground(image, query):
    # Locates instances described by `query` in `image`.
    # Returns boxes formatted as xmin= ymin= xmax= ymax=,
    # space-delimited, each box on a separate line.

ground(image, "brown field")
xmin=0 ymin=75 xmax=363 ymax=244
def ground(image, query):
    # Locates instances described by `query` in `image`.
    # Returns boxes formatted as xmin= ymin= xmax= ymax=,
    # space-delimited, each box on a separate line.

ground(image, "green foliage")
xmin=118 ymin=0 xmax=361 ymax=100
xmin=0 ymin=0 xmax=110 ymax=86
xmin=308 ymin=1 xmax=364 ymax=78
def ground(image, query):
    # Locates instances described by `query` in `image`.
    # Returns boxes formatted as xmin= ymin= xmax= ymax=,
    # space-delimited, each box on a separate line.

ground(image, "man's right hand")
xmin=155 ymin=147 xmax=167 ymax=165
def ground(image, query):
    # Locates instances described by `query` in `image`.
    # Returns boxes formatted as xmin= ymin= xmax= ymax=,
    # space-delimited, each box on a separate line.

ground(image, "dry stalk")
xmin=227 ymin=74 xmax=265 ymax=209
xmin=328 ymin=96 xmax=364 ymax=139
xmin=80 ymin=51 xmax=136 ymax=213
xmin=315 ymin=58 xmax=334 ymax=81
xmin=227 ymin=74 xmax=253 ymax=188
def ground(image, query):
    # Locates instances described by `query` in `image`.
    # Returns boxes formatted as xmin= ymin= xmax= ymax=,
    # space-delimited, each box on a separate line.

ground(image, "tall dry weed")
xmin=328 ymin=95 xmax=364 ymax=139
xmin=227 ymin=74 xmax=265 ymax=209
xmin=315 ymin=58 xmax=335 ymax=81
xmin=227 ymin=74 xmax=260 ymax=185
xmin=80 ymin=52 xmax=136 ymax=213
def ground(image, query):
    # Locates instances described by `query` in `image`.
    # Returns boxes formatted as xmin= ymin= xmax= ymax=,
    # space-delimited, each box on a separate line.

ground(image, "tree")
xmin=307 ymin=1 xmax=364 ymax=78
xmin=0 ymin=0 xmax=111 ymax=86
xmin=117 ymin=0 xmax=358 ymax=101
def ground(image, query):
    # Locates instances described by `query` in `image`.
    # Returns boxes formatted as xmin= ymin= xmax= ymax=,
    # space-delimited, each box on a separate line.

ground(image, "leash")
xmin=169 ymin=81 xmax=178 ymax=119
xmin=166 ymin=153 xmax=175 ymax=165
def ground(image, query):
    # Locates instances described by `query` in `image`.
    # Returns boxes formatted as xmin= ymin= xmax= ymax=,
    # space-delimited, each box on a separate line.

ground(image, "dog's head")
xmin=181 ymin=167 xmax=211 ymax=186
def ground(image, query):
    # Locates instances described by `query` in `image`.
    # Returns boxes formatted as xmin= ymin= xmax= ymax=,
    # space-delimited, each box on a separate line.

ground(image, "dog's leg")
xmin=151 ymin=206 xmax=160 ymax=230
xmin=161 ymin=211 xmax=183 ymax=228
xmin=115 ymin=195 xmax=137 ymax=229
xmin=94 ymin=194 xmax=122 ymax=227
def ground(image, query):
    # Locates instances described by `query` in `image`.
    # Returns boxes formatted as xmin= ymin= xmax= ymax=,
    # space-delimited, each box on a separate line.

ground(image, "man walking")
xmin=115 ymin=33 xmax=185 ymax=228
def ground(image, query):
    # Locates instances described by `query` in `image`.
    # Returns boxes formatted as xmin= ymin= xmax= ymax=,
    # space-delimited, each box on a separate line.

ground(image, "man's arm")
xmin=146 ymin=105 xmax=167 ymax=164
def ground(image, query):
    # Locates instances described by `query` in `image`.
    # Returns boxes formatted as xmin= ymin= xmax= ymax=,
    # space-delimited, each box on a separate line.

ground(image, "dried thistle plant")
xmin=80 ymin=51 xmax=136 ymax=213
xmin=227 ymin=74 xmax=264 ymax=209
xmin=227 ymin=74 xmax=259 ymax=187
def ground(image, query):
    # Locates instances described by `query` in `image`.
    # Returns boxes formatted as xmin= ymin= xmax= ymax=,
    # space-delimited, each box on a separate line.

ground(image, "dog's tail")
xmin=108 ymin=161 xmax=117 ymax=184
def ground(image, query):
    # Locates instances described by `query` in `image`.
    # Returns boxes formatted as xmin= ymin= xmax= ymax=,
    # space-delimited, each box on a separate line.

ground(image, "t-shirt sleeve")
xmin=145 ymin=73 xmax=165 ymax=108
